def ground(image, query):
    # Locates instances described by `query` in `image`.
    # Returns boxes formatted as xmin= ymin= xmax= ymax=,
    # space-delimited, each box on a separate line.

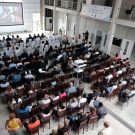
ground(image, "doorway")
xmin=45 ymin=8 xmax=53 ymax=31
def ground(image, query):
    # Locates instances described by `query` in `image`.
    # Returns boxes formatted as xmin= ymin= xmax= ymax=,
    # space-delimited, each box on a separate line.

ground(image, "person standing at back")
xmin=98 ymin=121 xmax=112 ymax=135
xmin=5 ymin=112 xmax=22 ymax=135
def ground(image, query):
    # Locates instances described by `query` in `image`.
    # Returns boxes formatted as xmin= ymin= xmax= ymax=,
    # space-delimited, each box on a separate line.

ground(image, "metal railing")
xmin=44 ymin=0 xmax=54 ymax=6
xmin=56 ymin=0 xmax=78 ymax=11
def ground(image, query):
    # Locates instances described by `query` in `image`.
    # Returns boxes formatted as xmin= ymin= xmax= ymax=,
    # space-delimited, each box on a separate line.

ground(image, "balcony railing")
xmin=44 ymin=0 xmax=54 ymax=6
xmin=118 ymin=7 xmax=135 ymax=21
xmin=56 ymin=0 xmax=78 ymax=11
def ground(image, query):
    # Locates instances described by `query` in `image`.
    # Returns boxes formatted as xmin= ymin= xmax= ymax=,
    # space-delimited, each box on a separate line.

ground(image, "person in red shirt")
xmin=24 ymin=116 xmax=40 ymax=133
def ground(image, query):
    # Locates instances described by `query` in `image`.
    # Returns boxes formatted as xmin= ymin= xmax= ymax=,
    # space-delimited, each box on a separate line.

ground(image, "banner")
xmin=80 ymin=4 xmax=112 ymax=21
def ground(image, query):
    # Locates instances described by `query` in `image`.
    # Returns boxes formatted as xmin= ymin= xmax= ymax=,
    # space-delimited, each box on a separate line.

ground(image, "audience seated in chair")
xmin=97 ymin=102 xmax=107 ymax=120
xmin=24 ymin=115 xmax=40 ymax=133
xmin=52 ymin=102 xmax=66 ymax=117
xmin=67 ymin=82 xmax=77 ymax=96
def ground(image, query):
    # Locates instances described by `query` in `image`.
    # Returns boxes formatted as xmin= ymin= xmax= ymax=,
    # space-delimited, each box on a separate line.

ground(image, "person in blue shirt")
xmin=0 ymin=72 xmax=6 ymax=81
xmin=9 ymin=62 xmax=17 ymax=70
xmin=12 ymin=71 xmax=21 ymax=82
xmin=67 ymin=82 xmax=77 ymax=96
xmin=16 ymin=104 xmax=31 ymax=116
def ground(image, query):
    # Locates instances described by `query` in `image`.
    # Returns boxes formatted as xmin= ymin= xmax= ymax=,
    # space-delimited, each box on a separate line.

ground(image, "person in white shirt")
xmin=39 ymin=94 xmax=51 ymax=105
xmin=8 ymin=98 xmax=22 ymax=110
xmin=105 ymin=74 xmax=113 ymax=81
xmin=0 ymin=81 xmax=9 ymax=89
xmin=78 ymin=94 xmax=87 ymax=107
xmin=25 ymin=70 xmax=35 ymax=80
xmin=51 ymin=93 xmax=59 ymax=101
xmin=69 ymin=98 xmax=78 ymax=108
xmin=98 ymin=121 xmax=112 ymax=135
xmin=39 ymin=98 xmax=51 ymax=105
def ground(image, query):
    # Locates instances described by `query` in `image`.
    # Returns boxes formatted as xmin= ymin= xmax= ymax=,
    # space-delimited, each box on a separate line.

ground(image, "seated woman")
xmin=86 ymin=107 xmax=97 ymax=119
xmin=24 ymin=116 xmax=40 ymax=133
xmin=16 ymin=104 xmax=31 ymax=116
xmin=43 ymin=107 xmax=51 ymax=116
xmin=5 ymin=112 xmax=22 ymax=135
xmin=59 ymin=90 xmax=67 ymax=100
xmin=52 ymin=102 xmax=66 ymax=117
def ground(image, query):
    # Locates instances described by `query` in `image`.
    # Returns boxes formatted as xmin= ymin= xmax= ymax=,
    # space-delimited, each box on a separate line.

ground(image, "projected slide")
xmin=0 ymin=2 xmax=23 ymax=26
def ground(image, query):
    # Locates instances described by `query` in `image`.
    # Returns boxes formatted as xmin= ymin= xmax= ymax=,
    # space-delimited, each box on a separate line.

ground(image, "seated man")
xmin=89 ymin=97 xmax=99 ymax=109
xmin=0 ymin=79 xmax=9 ymax=89
xmin=51 ymin=93 xmax=59 ymax=101
xmin=52 ymin=102 xmax=66 ymax=117
xmin=39 ymin=94 xmax=51 ymax=105
xmin=105 ymin=74 xmax=113 ymax=81
xmin=8 ymin=62 xmax=17 ymax=70
xmin=0 ymin=72 xmax=6 ymax=81
xmin=12 ymin=71 xmax=21 ymax=83
xmin=57 ymin=121 xmax=70 ymax=135
xmin=51 ymin=121 xmax=70 ymax=135
xmin=97 ymin=102 xmax=107 ymax=120
xmin=8 ymin=97 xmax=22 ymax=110
xmin=102 ymin=84 xmax=117 ymax=95
xmin=24 ymin=116 xmax=40 ymax=133
xmin=25 ymin=70 xmax=35 ymax=80
xmin=118 ymin=80 xmax=127 ymax=86
xmin=70 ymin=112 xmax=87 ymax=130
xmin=67 ymin=82 xmax=77 ymax=96
xmin=68 ymin=98 xmax=78 ymax=109
xmin=78 ymin=94 xmax=87 ymax=107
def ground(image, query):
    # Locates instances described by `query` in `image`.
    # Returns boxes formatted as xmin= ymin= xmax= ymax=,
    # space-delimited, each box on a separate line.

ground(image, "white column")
xmin=53 ymin=0 xmax=57 ymax=34
xmin=40 ymin=0 xmax=45 ymax=30
xmin=75 ymin=0 xmax=82 ymax=38
xmin=106 ymin=0 xmax=122 ymax=55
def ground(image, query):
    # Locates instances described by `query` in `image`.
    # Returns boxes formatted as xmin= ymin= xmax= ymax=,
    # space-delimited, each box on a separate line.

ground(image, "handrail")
xmin=57 ymin=0 xmax=78 ymax=11
xmin=44 ymin=0 xmax=78 ymax=11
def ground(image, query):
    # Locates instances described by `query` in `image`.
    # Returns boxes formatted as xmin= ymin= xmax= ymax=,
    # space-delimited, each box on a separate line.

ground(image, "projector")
xmin=74 ymin=59 xmax=87 ymax=68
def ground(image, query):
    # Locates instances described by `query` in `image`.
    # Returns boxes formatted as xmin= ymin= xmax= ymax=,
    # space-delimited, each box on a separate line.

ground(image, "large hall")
xmin=0 ymin=0 xmax=135 ymax=135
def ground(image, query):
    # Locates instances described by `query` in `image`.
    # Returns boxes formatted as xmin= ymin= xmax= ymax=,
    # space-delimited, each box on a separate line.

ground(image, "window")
xmin=0 ymin=0 xmax=22 ymax=2
xmin=123 ymin=41 xmax=129 ymax=55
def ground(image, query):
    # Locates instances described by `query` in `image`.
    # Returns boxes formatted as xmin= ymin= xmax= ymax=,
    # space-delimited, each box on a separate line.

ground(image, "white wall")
xmin=115 ymin=25 xmax=135 ymax=41
xmin=79 ymin=16 xmax=110 ymax=41
xmin=55 ymin=10 xmax=110 ymax=39
xmin=67 ymin=14 xmax=76 ymax=37
xmin=55 ymin=11 xmax=67 ymax=35
xmin=0 ymin=0 xmax=40 ymax=33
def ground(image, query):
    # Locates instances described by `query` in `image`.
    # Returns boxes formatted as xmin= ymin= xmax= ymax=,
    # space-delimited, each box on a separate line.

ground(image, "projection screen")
xmin=0 ymin=2 xmax=23 ymax=26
